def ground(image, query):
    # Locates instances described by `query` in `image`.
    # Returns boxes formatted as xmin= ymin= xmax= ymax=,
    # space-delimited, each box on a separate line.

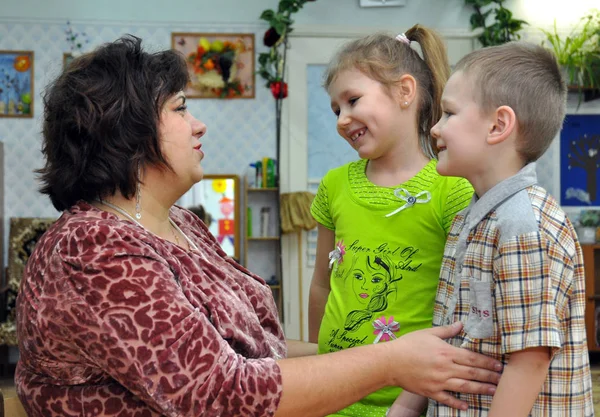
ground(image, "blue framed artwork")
xmin=0 ymin=50 xmax=34 ymax=118
xmin=561 ymin=114 xmax=600 ymax=206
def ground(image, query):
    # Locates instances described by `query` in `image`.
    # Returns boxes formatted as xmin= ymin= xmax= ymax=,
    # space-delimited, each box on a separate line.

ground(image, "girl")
xmin=309 ymin=25 xmax=474 ymax=417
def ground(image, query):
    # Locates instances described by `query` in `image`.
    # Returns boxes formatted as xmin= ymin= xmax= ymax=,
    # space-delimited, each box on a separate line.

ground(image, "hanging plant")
xmin=465 ymin=0 xmax=528 ymax=47
xmin=257 ymin=0 xmax=315 ymax=99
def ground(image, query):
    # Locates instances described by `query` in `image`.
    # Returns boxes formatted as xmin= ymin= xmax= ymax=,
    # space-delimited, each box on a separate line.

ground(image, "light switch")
xmin=359 ymin=0 xmax=407 ymax=7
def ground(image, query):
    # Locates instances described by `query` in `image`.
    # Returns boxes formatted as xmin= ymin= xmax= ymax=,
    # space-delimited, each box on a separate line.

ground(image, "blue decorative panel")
xmin=560 ymin=114 xmax=600 ymax=206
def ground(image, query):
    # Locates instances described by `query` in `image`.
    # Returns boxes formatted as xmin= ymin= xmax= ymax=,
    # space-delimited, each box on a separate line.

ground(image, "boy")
xmin=428 ymin=42 xmax=593 ymax=416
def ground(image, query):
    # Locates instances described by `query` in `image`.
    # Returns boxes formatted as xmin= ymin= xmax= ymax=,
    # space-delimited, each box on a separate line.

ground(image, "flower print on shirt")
xmin=372 ymin=315 xmax=400 ymax=343
xmin=328 ymin=239 xmax=346 ymax=268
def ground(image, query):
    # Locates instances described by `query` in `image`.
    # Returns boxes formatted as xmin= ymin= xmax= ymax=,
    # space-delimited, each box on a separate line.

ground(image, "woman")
xmin=16 ymin=35 xmax=501 ymax=417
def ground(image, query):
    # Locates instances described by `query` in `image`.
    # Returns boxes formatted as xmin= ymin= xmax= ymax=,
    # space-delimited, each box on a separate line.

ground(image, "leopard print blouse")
xmin=16 ymin=201 xmax=286 ymax=416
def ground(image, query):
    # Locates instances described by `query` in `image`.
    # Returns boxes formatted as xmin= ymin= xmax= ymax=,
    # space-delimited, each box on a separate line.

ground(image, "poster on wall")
xmin=171 ymin=32 xmax=255 ymax=99
xmin=561 ymin=114 xmax=600 ymax=206
xmin=0 ymin=50 xmax=34 ymax=118
xmin=191 ymin=175 xmax=240 ymax=259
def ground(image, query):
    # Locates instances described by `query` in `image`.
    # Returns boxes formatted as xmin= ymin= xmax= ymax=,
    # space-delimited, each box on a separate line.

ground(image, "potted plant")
xmin=577 ymin=209 xmax=600 ymax=243
xmin=541 ymin=9 xmax=600 ymax=102
xmin=465 ymin=0 xmax=528 ymax=47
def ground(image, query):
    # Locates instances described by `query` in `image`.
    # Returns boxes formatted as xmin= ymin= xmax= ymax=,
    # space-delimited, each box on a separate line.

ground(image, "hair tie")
xmin=395 ymin=33 xmax=410 ymax=45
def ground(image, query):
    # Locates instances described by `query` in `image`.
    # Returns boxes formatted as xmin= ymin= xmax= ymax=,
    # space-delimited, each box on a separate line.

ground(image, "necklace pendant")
xmin=135 ymin=213 xmax=142 ymax=220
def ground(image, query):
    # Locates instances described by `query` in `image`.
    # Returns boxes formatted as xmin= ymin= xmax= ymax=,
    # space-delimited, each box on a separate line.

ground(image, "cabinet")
xmin=243 ymin=178 xmax=283 ymax=319
xmin=582 ymin=244 xmax=600 ymax=352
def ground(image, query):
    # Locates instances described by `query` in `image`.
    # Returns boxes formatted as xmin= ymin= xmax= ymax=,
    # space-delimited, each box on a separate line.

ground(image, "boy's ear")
xmin=487 ymin=105 xmax=516 ymax=145
xmin=396 ymin=74 xmax=417 ymax=105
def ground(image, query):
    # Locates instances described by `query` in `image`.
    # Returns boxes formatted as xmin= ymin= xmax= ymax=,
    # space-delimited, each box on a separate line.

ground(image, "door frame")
xmin=279 ymin=26 xmax=477 ymax=340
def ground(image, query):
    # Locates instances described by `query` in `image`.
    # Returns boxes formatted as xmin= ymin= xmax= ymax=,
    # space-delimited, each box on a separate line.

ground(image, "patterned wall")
xmin=0 ymin=19 xmax=276 ymax=263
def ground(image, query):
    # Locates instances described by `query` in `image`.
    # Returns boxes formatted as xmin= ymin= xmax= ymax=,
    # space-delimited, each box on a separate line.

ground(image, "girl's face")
xmin=328 ymin=68 xmax=406 ymax=160
xmin=158 ymin=91 xmax=207 ymax=190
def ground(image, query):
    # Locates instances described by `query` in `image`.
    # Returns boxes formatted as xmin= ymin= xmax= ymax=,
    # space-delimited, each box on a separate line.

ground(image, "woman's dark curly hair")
xmin=37 ymin=35 xmax=189 ymax=211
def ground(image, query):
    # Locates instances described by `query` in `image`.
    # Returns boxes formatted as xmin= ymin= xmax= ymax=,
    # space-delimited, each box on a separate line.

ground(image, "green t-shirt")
xmin=311 ymin=159 xmax=473 ymax=417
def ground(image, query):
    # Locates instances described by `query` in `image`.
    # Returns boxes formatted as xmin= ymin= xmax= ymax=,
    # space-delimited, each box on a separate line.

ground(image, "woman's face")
xmin=158 ymin=91 xmax=207 ymax=189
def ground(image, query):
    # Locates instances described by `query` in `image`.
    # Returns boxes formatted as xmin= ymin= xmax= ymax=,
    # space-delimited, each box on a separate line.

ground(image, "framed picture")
xmin=560 ymin=114 xmax=600 ymax=206
xmin=63 ymin=52 xmax=74 ymax=69
xmin=0 ymin=50 xmax=34 ymax=118
xmin=171 ymin=32 xmax=255 ymax=99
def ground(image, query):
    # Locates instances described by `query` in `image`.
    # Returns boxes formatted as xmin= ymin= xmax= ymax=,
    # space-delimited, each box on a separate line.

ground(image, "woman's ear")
xmin=487 ymin=105 xmax=516 ymax=145
xmin=396 ymin=74 xmax=417 ymax=106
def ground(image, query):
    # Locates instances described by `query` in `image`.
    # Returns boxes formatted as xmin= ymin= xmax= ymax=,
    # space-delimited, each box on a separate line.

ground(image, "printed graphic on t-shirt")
xmin=323 ymin=238 xmax=423 ymax=352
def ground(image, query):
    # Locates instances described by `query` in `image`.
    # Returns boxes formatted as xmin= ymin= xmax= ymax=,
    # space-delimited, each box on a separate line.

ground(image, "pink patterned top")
xmin=16 ymin=201 xmax=286 ymax=417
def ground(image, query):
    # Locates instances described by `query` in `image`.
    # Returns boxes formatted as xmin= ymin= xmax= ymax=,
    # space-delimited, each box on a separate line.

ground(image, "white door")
xmin=279 ymin=30 xmax=476 ymax=341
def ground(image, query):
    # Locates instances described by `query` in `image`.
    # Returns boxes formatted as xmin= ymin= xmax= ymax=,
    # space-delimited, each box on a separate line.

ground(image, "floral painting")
xmin=0 ymin=50 xmax=34 ymax=118
xmin=172 ymin=33 xmax=254 ymax=99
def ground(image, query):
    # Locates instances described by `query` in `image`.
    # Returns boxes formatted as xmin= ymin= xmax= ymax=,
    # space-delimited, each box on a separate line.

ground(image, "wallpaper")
xmin=0 ymin=19 xmax=276 ymax=264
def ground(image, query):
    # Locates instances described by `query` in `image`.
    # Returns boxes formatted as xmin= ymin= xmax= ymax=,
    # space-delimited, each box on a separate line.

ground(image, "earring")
xmin=404 ymin=101 xmax=409 ymax=106
xmin=135 ymin=166 xmax=142 ymax=220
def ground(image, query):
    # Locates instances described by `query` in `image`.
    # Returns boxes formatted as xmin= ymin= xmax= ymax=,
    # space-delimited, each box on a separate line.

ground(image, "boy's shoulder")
xmin=494 ymin=184 xmax=578 ymax=258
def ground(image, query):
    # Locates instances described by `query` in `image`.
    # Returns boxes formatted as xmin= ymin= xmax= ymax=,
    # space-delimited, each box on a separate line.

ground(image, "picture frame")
xmin=63 ymin=52 xmax=74 ymax=69
xmin=560 ymin=114 xmax=600 ymax=206
xmin=0 ymin=50 xmax=34 ymax=118
xmin=171 ymin=32 xmax=255 ymax=99
xmin=186 ymin=174 xmax=241 ymax=260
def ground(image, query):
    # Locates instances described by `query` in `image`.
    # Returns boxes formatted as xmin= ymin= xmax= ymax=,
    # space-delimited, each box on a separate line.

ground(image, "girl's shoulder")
xmin=321 ymin=159 xmax=365 ymax=182
xmin=417 ymin=160 xmax=473 ymax=195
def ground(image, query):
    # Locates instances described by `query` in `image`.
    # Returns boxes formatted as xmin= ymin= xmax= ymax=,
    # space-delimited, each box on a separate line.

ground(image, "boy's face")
xmin=431 ymin=71 xmax=494 ymax=181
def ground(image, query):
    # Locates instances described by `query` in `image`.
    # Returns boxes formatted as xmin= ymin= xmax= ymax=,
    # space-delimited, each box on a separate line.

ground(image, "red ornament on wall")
xmin=270 ymin=81 xmax=288 ymax=99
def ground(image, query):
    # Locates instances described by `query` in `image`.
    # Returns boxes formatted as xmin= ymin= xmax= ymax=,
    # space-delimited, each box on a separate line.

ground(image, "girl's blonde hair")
xmin=324 ymin=24 xmax=450 ymax=158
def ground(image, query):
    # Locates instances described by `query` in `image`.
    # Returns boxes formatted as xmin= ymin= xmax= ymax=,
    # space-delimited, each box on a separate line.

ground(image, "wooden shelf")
xmin=582 ymin=244 xmax=600 ymax=352
xmin=243 ymin=176 xmax=283 ymax=321
xmin=567 ymin=86 xmax=600 ymax=103
xmin=248 ymin=187 xmax=278 ymax=192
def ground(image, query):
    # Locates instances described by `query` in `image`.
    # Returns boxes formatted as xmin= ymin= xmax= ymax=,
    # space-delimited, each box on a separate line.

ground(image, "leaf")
xmin=273 ymin=21 xmax=287 ymax=35
xmin=258 ymin=53 xmax=270 ymax=66
xmin=260 ymin=10 xmax=275 ymax=21
xmin=470 ymin=13 xmax=487 ymax=29
xmin=467 ymin=0 xmax=493 ymax=6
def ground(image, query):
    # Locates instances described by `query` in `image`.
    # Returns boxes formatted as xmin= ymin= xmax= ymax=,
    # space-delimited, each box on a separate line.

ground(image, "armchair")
xmin=0 ymin=217 xmax=56 ymax=346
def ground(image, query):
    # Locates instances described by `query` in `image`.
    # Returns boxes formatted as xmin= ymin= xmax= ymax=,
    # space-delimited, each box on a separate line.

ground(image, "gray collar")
xmin=462 ymin=163 xmax=538 ymax=230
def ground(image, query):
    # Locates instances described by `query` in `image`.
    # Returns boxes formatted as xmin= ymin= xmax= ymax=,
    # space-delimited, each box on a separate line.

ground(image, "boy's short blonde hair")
xmin=454 ymin=42 xmax=567 ymax=163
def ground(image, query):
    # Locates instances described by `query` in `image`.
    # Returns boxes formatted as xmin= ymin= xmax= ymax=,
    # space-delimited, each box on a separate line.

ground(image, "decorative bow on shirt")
xmin=386 ymin=188 xmax=431 ymax=217
xmin=373 ymin=316 xmax=400 ymax=343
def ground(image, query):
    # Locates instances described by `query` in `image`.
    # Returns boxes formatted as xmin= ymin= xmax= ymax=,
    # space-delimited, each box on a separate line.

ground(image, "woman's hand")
xmin=388 ymin=321 xmax=502 ymax=411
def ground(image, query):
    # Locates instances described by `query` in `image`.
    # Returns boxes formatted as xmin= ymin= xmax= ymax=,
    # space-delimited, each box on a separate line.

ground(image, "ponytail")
xmin=405 ymin=24 xmax=450 ymax=157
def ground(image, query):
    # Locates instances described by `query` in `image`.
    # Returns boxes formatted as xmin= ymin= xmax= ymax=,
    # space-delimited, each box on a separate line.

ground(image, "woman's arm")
xmin=308 ymin=224 xmax=335 ymax=342
xmin=275 ymin=322 xmax=502 ymax=417
xmin=286 ymin=339 xmax=318 ymax=358
xmin=488 ymin=347 xmax=550 ymax=417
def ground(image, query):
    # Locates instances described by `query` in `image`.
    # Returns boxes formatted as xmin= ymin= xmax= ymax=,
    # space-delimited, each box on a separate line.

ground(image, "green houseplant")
xmin=541 ymin=9 xmax=600 ymax=100
xmin=465 ymin=0 xmax=528 ymax=47
xmin=577 ymin=209 xmax=600 ymax=243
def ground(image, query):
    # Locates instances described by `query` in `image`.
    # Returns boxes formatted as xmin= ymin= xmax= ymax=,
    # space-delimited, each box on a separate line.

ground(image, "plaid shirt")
xmin=428 ymin=164 xmax=593 ymax=416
